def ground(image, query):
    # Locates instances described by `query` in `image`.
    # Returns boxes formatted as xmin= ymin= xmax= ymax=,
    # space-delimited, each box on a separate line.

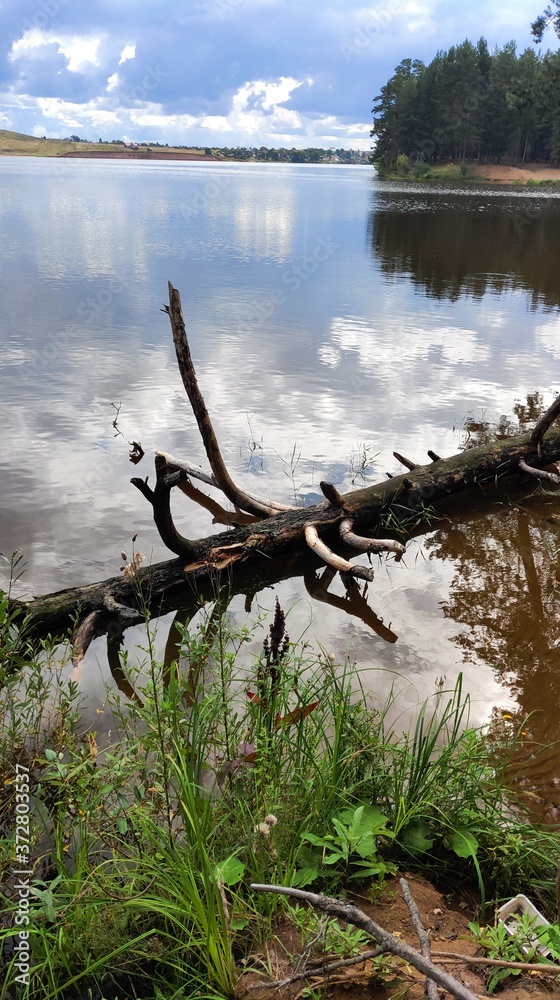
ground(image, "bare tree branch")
xmin=304 ymin=525 xmax=375 ymax=581
xmin=131 ymin=454 xmax=197 ymax=560
xmin=400 ymin=878 xmax=438 ymax=1000
xmin=157 ymin=450 xmax=295 ymax=513
xmin=246 ymin=946 xmax=387 ymax=990
xmin=250 ymin=884 xmax=479 ymax=1000
xmin=519 ymin=456 xmax=560 ymax=484
xmin=531 ymin=391 xmax=560 ymax=456
xmin=164 ymin=283 xmax=284 ymax=517
xmin=339 ymin=518 xmax=406 ymax=556
xmin=432 ymin=950 xmax=560 ymax=974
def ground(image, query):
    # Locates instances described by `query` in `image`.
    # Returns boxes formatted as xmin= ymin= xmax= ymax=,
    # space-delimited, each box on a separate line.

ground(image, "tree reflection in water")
xmin=425 ymin=490 xmax=560 ymax=820
xmin=368 ymin=190 xmax=560 ymax=309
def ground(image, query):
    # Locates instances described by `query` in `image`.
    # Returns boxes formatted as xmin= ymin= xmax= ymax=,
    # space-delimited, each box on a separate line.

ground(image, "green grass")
xmin=1 ymin=587 xmax=559 ymax=999
xmin=0 ymin=128 xmax=209 ymax=158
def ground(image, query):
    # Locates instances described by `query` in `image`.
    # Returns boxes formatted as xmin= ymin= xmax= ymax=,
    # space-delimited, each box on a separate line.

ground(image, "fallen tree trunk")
xmin=10 ymin=424 xmax=560 ymax=643
xmin=7 ymin=283 xmax=560 ymax=663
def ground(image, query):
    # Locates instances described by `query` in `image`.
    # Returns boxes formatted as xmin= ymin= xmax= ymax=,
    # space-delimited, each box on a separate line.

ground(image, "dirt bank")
xmin=60 ymin=150 xmax=219 ymax=160
xmin=237 ymin=875 xmax=560 ymax=1000
xmin=471 ymin=163 xmax=560 ymax=184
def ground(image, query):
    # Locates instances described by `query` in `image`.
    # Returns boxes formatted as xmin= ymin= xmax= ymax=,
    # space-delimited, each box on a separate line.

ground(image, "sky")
xmin=0 ymin=0 xmax=555 ymax=150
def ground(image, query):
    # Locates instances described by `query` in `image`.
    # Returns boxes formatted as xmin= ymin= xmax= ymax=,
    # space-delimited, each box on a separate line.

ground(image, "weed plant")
xmin=1 ymin=590 xmax=559 ymax=999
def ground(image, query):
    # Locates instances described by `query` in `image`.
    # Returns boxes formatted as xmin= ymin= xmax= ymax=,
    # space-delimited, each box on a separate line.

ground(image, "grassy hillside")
xmin=0 ymin=129 xmax=208 ymax=158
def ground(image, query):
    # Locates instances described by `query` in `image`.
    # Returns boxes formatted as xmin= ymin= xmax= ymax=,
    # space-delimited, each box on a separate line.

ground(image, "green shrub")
xmin=395 ymin=153 xmax=410 ymax=176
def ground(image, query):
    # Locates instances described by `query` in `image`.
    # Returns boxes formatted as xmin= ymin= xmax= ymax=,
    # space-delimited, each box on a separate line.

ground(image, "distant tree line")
xmin=56 ymin=137 xmax=367 ymax=163
xmin=372 ymin=38 xmax=560 ymax=171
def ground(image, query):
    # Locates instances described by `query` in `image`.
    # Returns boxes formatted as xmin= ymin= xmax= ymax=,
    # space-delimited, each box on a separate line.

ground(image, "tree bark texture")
xmin=10 ymin=424 xmax=560 ymax=642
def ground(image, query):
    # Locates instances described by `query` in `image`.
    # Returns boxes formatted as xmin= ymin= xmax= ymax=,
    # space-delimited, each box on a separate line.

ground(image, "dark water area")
xmin=2 ymin=159 xmax=560 ymax=811
xmin=369 ymin=187 xmax=560 ymax=308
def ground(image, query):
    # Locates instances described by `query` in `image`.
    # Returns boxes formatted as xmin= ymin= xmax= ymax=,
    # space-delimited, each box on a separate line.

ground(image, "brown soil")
xmin=60 ymin=150 xmax=219 ymax=160
xmin=236 ymin=875 xmax=560 ymax=1000
xmin=470 ymin=163 xmax=560 ymax=183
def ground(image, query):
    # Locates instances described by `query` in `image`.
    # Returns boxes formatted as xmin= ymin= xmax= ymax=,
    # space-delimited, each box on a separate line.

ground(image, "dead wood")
xmin=246 ymin=947 xmax=387 ymax=990
xmin=519 ymin=456 xmax=560 ymax=484
xmin=400 ymin=878 xmax=438 ymax=1000
xmin=304 ymin=524 xmax=375 ymax=581
xmin=9 ymin=421 xmax=560 ymax=650
xmin=163 ymin=283 xmax=287 ymax=517
xmin=7 ymin=284 xmax=560 ymax=656
xmin=249 ymin=883 xmax=479 ymax=1000
xmin=531 ymin=393 xmax=560 ymax=456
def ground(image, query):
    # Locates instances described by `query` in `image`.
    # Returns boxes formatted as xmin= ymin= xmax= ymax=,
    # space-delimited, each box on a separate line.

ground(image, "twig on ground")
xmin=250 ymin=884 xmax=479 ymax=1000
xmin=432 ymin=950 xmax=560 ymax=974
xmin=246 ymin=946 xmax=387 ymax=990
xmin=400 ymin=878 xmax=438 ymax=1000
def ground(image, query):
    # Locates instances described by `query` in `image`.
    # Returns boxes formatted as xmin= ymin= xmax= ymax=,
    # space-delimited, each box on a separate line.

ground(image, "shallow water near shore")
xmin=2 ymin=157 xmax=560 ymax=806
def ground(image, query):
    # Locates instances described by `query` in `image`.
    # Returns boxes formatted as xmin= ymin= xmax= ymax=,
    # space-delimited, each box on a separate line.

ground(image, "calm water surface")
xmin=2 ymin=157 xmax=560 ymax=808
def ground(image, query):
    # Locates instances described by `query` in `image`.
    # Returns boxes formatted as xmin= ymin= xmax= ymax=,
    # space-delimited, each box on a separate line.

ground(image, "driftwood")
xmin=8 ymin=282 xmax=560 ymax=663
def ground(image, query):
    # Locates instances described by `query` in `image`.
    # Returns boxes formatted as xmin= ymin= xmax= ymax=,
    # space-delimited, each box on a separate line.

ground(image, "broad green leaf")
xmin=323 ymin=851 xmax=345 ymax=865
xmin=447 ymin=828 xmax=478 ymax=859
xmin=401 ymin=821 xmax=434 ymax=852
xmin=302 ymin=832 xmax=332 ymax=847
xmin=354 ymin=835 xmax=378 ymax=859
xmin=214 ymin=855 xmax=245 ymax=887
xmin=290 ymin=866 xmax=319 ymax=887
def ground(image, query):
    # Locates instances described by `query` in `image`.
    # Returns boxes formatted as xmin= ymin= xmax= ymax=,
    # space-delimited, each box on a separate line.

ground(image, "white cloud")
xmin=0 ymin=69 xmax=371 ymax=149
xmin=535 ymin=317 xmax=560 ymax=360
xmin=10 ymin=29 xmax=103 ymax=72
xmin=36 ymin=96 xmax=122 ymax=129
xmin=201 ymin=115 xmax=233 ymax=131
xmin=129 ymin=106 xmax=198 ymax=129
xmin=118 ymin=44 xmax=136 ymax=64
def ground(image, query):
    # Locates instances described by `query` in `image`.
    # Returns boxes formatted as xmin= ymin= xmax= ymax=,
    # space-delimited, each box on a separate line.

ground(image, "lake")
xmin=2 ymin=156 xmax=560 ymax=811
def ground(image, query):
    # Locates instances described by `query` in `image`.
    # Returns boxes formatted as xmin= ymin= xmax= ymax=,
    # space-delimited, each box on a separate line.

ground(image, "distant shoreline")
xmin=377 ymin=161 xmax=560 ymax=187
xmin=59 ymin=149 xmax=219 ymax=161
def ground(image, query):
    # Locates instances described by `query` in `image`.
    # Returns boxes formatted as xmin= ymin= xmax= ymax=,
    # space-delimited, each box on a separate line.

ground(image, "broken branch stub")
xmin=304 ymin=524 xmax=375 ymax=581
xmin=339 ymin=518 xmax=406 ymax=557
xmin=131 ymin=454 xmax=197 ymax=560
